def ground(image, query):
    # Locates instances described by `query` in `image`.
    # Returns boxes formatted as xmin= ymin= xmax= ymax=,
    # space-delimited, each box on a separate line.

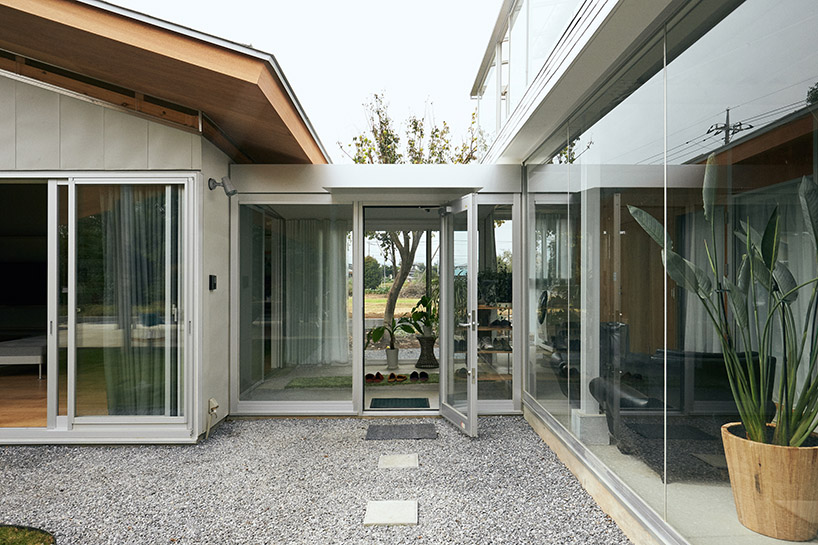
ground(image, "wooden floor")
xmin=0 ymin=366 xmax=50 ymax=427
xmin=0 ymin=363 xmax=106 ymax=427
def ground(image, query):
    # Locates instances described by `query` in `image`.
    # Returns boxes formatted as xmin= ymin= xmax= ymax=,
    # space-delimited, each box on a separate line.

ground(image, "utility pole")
xmin=707 ymin=108 xmax=753 ymax=145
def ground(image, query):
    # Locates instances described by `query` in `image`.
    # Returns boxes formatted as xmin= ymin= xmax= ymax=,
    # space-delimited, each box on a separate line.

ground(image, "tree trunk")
xmin=383 ymin=231 xmax=421 ymax=327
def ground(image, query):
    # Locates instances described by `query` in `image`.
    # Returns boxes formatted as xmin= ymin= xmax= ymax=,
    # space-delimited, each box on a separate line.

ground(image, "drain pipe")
xmin=206 ymin=398 xmax=219 ymax=439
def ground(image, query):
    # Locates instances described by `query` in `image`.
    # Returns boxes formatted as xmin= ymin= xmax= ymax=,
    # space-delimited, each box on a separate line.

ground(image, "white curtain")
xmin=283 ymin=219 xmax=350 ymax=365
xmin=99 ymin=185 xmax=171 ymax=415
xmin=681 ymin=209 xmax=723 ymax=352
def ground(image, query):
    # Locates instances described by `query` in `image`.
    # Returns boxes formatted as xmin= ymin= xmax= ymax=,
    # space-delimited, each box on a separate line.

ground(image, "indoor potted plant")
xmin=402 ymin=295 xmax=439 ymax=369
xmin=366 ymin=317 xmax=414 ymax=370
xmin=629 ymin=155 xmax=818 ymax=541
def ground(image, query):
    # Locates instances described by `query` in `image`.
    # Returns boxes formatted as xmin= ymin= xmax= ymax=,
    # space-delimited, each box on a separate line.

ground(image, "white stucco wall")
xmin=198 ymin=139 xmax=232 ymax=435
xmin=0 ymin=73 xmax=202 ymax=171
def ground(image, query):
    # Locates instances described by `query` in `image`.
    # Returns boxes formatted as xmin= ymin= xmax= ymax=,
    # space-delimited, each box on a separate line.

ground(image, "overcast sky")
xmin=107 ymin=0 xmax=503 ymax=163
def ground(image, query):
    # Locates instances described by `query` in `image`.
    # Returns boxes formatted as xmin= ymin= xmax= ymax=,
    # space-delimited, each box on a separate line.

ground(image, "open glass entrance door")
xmin=440 ymin=194 xmax=477 ymax=436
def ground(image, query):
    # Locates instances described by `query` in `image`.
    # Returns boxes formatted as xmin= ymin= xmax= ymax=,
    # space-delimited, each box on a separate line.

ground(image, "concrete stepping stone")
xmin=378 ymin=453 xmax=419 ymax=468
xmin=363 ymin=500 xmax=418 ymax=526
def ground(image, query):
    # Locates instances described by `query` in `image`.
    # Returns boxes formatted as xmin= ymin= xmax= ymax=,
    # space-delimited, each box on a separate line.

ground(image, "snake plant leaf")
xmin=702 ymin=153 xmax=718 ymax=223
xmin=760 ymin=206 xmax=780 ymax=270
xmin=773 ymin=260 xmax=798 ymax=303
xmin=724 ymin=278 xmax=749 ymax=330
xmin=628 ymin=205 xmax=673 ymax=250
xmin=799 ymin=175 xmax=818 ymax=252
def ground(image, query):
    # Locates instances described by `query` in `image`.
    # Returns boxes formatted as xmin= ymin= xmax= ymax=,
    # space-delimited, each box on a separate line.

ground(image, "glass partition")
xmin=238 ymin=204 xmax=353 ymax=402
xmin=525 ymin=0 xmax=818 ymax=542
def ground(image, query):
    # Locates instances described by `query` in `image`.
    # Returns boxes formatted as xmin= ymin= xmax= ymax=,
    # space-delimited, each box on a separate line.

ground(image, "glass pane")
xmin=239 ymin=204 xmax=353 ymax=402
xmin=477 ymin=204 xmax=513 ymax=400
xmin=528 ymin=198 xmax=580 ymax=428
xmin=447 ymin=207 xmax=469 ymax=411
xmin=0 ymin=182 xmax=48 ymax=427
xmin=665 ymin=0 xmax=818 ymax=541
xmin=508 ymin=0 xmax=528 ymax=113
xmin=58 ymin=184 xmax=67 ymax=416
xmin=480 ymin=61 xmax=498 ymax=141
xmin=75 ymin=184 xmax=183 ymax=416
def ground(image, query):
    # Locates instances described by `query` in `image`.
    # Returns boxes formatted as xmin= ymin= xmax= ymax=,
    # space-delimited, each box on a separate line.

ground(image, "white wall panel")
xmin=148 ymin=122 xmax=193 ymax=169
xmin=198 ymin=138 xmax=232 ymax=434
xmin=103 ymin=108 xmax=148 ymax=169
xmin=0 ymin=76 xmax=15 ymax=169
xmin=59 ymin=95 xmax=103 ymax=169
xmin=16 ymin=81 xmax=59 ymax=169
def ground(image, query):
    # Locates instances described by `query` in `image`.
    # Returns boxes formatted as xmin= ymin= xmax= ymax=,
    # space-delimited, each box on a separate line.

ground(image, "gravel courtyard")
xmin=0 ymin=416 xmax=631 ymax=544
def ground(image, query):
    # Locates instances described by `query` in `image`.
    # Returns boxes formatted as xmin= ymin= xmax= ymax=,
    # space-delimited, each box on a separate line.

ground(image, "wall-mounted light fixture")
xmin=208 ymin=176 xmax=238 ymax=197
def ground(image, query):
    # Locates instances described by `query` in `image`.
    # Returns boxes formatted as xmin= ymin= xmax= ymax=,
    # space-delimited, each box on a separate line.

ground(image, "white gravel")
xmin=0 ymin=416 xmax=632 ymax=544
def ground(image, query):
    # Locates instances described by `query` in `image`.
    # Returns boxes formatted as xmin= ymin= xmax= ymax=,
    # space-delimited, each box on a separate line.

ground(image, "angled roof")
xmin=0 ymin=0 xmax=329 ymax=164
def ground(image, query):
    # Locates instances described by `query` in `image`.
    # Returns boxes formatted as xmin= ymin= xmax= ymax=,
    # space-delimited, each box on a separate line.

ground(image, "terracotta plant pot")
xmin=721 ymin=422 xmax=818 ymax=541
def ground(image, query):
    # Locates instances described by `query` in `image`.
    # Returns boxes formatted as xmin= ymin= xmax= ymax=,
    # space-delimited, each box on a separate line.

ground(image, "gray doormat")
xmin=630 ymin=423 xmax=715 ymax=441
xmin=370 ymin=398 xmax=430 ymax=409
xmin=365 ymin=423 xmax=437 ymax=440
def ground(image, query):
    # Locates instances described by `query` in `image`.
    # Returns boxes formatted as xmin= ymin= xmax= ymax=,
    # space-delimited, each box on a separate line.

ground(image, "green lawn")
xmin=0 ymin=526 xmax=55 ymax=545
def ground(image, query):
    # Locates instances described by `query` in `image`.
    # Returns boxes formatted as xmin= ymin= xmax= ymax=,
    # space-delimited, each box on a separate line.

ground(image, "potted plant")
xmin=402 ymin=295 xmax=439 ymax=369
xmin=366 ymin=318 xmax=414 ymax=370
xmin=629 ymin=155 xmax=818 ymax=541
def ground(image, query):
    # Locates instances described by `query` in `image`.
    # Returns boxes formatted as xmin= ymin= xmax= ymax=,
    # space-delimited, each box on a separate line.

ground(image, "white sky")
xmin=107 ymin=0 xmax=503 ymax=163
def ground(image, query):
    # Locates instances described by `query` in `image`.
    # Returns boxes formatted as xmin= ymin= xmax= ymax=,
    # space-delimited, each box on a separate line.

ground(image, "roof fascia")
xmin=75 ymin=0 xmax=331 ymax=164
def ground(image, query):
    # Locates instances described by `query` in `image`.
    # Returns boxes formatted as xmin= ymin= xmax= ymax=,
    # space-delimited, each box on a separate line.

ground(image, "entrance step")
xmin=378 ymin=453 xmax=419 ymax=468
xmin=363 ymin=500 xmax=418 ymax=526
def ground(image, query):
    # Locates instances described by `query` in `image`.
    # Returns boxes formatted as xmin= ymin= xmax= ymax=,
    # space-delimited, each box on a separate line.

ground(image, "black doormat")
xmin=365 ymin=423 xmax=437 ymax=440
xmin=630 ymin=423 xmax=715 ymax=441
xmin=370 ymin=397 xmax=430 ymax=409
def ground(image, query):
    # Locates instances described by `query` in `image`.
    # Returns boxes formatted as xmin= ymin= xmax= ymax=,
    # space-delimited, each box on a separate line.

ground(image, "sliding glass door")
xmin=49 ymin=179 xmax=186 ymax=425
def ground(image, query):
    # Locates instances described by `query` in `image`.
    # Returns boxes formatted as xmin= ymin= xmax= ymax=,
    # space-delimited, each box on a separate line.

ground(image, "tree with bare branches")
xmin=341 ymin=94 xmax=485 ymax=326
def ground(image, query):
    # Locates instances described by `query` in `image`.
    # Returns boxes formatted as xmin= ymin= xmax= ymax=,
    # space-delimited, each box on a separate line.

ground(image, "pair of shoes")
xmin=419 ymin=371 xmax=429 ymax=382
xmin=479 ymin=337 xmax=494 ymax=350
xmin=387 ymin=372 xmax=397 ymax=383
xmin=373 ymin=372 xmax=384 ymax=383
xmin=395 ymin=374 xmax=408 ymax=383
xmin=365 ymin=373 xmax=376 ymax=383
xmin=455 ymin=367 xmax=468 ymax=379
xmin=499 ymin=319 xmax=512 ymax=328
xmin=410 ymin=371 xmax=419 ymax=382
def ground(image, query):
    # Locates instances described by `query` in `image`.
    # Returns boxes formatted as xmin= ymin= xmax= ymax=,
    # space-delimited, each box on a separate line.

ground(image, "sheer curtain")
xmin=99 ymin=185 xmax=170 ymax=415
xmin=283 ymin=218 xmax=349 ymax=365
xmin=680 ymin=209 xmax=723 ymax=352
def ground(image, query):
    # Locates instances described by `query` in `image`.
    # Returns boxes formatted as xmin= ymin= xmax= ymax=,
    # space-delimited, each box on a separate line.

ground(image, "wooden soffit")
xmin=0 ymin=0 xmax=328 ymax=165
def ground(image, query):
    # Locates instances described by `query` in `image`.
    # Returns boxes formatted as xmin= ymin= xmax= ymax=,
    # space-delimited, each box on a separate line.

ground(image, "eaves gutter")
xmin=76 ymin=0 xmax=333 ymax=165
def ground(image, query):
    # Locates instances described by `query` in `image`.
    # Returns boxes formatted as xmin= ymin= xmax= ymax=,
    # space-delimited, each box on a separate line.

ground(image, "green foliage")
xmin=807 ymin=82 xmax=818 ymax=105
xmin=630 ymin=156 xmax=818 ymax=446
xmin=363 ymin=255 xmax=382 ymax=291
xmin=401 ymin=295 xmax=440 ymax=338
xmin=343 ymin=94 xmax=485 ymax=327
xmin=550 ymin=137 xmax=593 ymax=164
xmin=365 ymin=317 xmax=414 ymax=350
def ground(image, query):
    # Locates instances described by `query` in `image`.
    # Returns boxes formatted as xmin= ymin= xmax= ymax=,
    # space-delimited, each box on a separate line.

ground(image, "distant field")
xmin=358 ymin=295 xmax=415 ymax=318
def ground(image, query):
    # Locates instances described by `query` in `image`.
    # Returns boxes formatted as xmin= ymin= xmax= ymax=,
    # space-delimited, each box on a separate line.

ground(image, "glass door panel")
xmin=73 ymin=183 xmax=183 ymax=417
xmin=440 ymin=194 xmax=477 ymax=436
